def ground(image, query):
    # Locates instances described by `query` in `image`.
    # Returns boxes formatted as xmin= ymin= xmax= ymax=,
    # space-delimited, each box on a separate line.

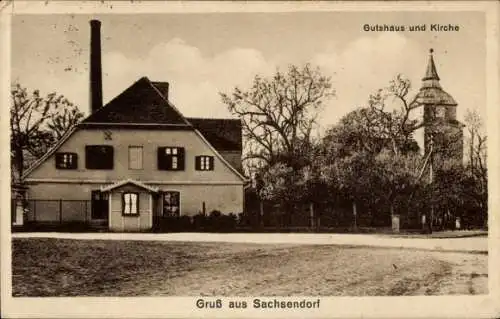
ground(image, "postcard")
xmin=1 ymin=1 xmax=498 ymax=318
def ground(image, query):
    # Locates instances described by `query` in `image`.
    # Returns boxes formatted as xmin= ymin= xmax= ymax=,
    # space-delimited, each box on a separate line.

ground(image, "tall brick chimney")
xmin=89 ymin=19 xmax=103 ymax=114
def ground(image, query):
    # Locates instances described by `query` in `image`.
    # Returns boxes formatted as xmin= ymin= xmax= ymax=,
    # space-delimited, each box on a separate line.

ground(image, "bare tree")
xmin=47 ymin=106 xmax=84 ymax=140
xmin=464 ymin=108 xmax=487 ymax=221
xmin=465 ymin=109 xmax=487 ymax=177
xmin=10 ymin=83 xmax=84 ymax=181
xmin=367 ymin=74 xmax=422 ymax=156
xmin=221 ymin=64 xmax=335 ymax=172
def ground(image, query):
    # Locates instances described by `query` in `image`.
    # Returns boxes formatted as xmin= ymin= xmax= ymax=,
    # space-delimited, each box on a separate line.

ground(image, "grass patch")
xmin=12 ymin=238 xmax=487 ymax=296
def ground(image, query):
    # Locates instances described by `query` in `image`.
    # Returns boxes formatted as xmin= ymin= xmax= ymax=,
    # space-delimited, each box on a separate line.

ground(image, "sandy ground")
xmin=11 ymin=238 xmax=487 ymax=297
xmin=12 ymin=232 xmax=488 ymax=252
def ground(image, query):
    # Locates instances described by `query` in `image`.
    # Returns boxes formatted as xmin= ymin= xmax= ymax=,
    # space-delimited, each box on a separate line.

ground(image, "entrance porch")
xmin=100 ymin=179 xmax=159 ymax=232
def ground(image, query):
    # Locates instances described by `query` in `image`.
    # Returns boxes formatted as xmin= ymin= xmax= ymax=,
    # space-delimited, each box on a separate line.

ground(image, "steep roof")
xmin=415 ymin=49 xmax=458 ymax=106
xmin=82 ymin=77 xmax=191 ymax=126
xmin=81 ymin=77 xmax=242 ymax=152
xmin=187 ymin=117 xmax=242 ymax=151
xmin=414 ymin=87 xmax=457 ymax=106
xmin=422 ymin=48 xmax=440 ymax=81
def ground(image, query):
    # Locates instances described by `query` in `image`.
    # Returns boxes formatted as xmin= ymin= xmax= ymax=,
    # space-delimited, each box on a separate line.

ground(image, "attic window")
xmin=195 ymin=156 xmax=214 ymax=171
xmin=55 ymin=152 xmax=78 ymax=169
xmin=157 ymin=147 xmax=185 ymax=171
xmin=86 ymin=145 xmax=114 ymax=169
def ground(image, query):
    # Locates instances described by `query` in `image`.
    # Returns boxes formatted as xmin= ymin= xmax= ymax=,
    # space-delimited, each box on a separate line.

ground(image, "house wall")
xmin=26 ymin=182 xmax=243 ymax=219
xmin=27 ymin=128 xmax=244 ymax=184
xmin=108 ymin=185 xmax=152 ymax=232
xmin=24 ymin=127 xmax=245 ymax=224
xmin=153 ymin=184 xmax=243 ymax=215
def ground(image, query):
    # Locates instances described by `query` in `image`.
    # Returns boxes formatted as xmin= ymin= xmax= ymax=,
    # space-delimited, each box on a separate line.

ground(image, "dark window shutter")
xmin=209 ymin=156 xmax=214 ymax=171
xmin=134 ymin=193 xmax=139 ymax=215
xmin=71 ymin=154 xmax=78 ymax=169
xmin=195 ymin=156 xmax=201 ymax=170
xmin=168 ymin=152 xmax=173 ymax=169
xmin=85 ymin=146 xmax=94 ymax=169
xmin=106 ymin=147 xmax=114 ymax=169
xmin=121 ymin=193 xmax=126 ymax=214
xmin=177 ymin=148 xmax=185 ymax=170
xmin=157 ymin=147 xmax=165 ymax=170
xmin=55 ymin=153 xmax=62 ymax=168
xmin=86 ymin=145 xmax=113 ymax=169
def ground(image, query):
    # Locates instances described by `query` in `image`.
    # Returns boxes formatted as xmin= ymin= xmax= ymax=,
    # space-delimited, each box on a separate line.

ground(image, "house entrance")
xmin=91 ymin=190 xmax=109 ymax=220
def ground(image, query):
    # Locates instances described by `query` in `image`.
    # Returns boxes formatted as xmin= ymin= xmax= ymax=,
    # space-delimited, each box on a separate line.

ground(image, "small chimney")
xmin=89 ymin=19 xmax=103 ymax=114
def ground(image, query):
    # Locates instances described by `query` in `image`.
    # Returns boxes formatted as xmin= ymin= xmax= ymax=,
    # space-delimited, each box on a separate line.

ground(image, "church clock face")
xmin=435 ymin=106 xmax=446 ymax=118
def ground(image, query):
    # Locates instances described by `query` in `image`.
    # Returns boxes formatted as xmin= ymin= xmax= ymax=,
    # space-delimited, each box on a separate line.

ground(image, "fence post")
xmin=310 ymin=202 xmax=315 ymax=231
xmin=352 ymin=201 xmax=358 ymax=231
xmin=34 ymin=200 xmax=37 ymax=222
xmin=259 ymin=200 xmax=264 ymax=228
xmin=59 ymin=199 xmax=63 ymax=224
xmin=85 ymin=201 xmax=88 ymax=222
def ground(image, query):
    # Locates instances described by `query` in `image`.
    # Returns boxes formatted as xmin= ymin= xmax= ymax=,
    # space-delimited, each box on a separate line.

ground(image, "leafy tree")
xmin=10 ymin=83 xmax=84 ymax=181
xmin=317 ymin=75 xmax=425 ymax=228
xmin=221 ymin=64 xmax=335 ymax=172
xmin=372 ymin=150 xmax=422 ymax=218
xmin=323 ymin=106 xmax=419 ymax=158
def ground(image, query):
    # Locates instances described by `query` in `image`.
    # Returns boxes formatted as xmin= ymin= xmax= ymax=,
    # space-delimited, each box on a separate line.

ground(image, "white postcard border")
xmin=1 ymin=1 xmax=499 ymax=318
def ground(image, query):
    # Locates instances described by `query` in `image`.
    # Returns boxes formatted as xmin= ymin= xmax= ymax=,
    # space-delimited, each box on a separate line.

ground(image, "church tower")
xmin=416 ymin=49 xmax=464 ymax=167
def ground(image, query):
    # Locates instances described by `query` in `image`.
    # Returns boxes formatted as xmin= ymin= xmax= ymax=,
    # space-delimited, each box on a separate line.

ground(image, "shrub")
xmin=192 ymin=212 xmax=207 ymax=230
xmin=238 ymin=211 xmax=259 ymax=228
xmin=204 ymin=210 xmax=236 ymax=232
xmin=152 ymin=210 xmax=241 ymax=233
xmin=209 ymin=210 xmax=222 ymax=218
xmin=154 ymin=215 xmax=193 ymax=232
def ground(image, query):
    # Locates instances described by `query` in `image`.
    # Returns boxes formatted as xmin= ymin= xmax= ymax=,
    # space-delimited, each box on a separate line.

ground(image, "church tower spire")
xmin=422 ymin=48 xmax=441 ymax=89
xmin=416 ymin=48 xmax=463 ymax=166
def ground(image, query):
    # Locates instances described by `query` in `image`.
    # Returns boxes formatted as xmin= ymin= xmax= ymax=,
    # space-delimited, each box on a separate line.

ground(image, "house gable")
xmin=23 ymin=76 xmax=246 ymax=182
xmin=24 ymin=128 xmax=246 ymax=183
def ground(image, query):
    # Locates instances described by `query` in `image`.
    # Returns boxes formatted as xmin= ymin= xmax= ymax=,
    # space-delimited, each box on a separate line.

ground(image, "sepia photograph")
xmin=1 ymin=1 xmax=499 ymax=318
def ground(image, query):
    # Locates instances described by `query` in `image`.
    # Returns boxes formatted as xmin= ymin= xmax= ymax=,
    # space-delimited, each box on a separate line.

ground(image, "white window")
xmin=55 ymin=152 xmax=78 ymax=169
xmin=196 ymin=156 xmax=214 ymax=171
xmin=123 ymin=193 xmax=139 ymax=215
xmin=128 ymin=146 xmax=143 ymax=169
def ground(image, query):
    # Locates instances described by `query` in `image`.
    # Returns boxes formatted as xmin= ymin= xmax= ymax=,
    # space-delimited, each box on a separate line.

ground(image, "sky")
xmin=11 ymin=11 xmax=486 ymax=147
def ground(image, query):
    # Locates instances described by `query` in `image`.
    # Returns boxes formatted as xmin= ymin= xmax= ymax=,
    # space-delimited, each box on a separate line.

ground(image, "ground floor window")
xmin=162 ymin=191 xmax=180 ymax=216
xmin=123 ymin=192 xmax=139 ymax=215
